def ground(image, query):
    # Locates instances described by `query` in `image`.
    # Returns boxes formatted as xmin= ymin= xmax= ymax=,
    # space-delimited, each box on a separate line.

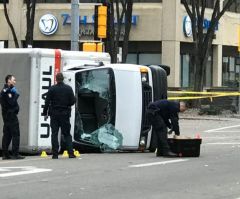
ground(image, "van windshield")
xmin=74 ymin=68 xmax=117 ymax=147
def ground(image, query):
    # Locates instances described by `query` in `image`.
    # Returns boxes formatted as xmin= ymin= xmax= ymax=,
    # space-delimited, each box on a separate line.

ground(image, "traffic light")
xmin=83 ymin=43 xmax=96 ymax=52
xmin=238 ymin=25 xmax=240 ymax=52
xmin=94 ymin=5 xmax=108 ymax=39
xmin=97 ymin=42 xmax=104 ymax=52
xmin=82 ymin=42 xmax=104 ymax=52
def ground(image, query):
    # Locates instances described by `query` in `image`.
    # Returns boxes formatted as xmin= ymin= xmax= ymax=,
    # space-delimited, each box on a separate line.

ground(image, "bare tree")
xmin=25 ymin=0 xmax=36 ymax=47
xmin=182 ymin=0 xmax=235 ymax=91
xmin=3 ymin=0 xmax=19 ymax=48
xmin=122 ymin=0 xmax=133 ymax=63
xmin=106 ymin=0 xmax=133 ymax=63
xmin=3 ymin=0 xmax=37 ymax=48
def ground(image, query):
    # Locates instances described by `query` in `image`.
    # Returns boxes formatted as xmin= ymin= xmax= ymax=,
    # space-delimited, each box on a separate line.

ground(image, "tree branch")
xmin=122 ymin=0 xmax=133 ymax=63
xmin=182 ymin=0 xmax=194 ymax=20
xmin=217 ymin=0 xmax=235 ymax=20
xmin=191 ymin=0 xmax=197 ymax=42
xmin=3 ymin=0 xmax=19 ymax=48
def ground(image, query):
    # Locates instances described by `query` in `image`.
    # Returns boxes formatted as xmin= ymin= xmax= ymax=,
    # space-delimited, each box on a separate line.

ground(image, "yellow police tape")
xmin=167 ymin=91 xmax=240 ymax=101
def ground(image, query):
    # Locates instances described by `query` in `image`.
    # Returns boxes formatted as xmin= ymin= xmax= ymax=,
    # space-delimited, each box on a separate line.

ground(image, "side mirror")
xmin=158 ymin=65 xmax=170 ymax=76
xmin=147 ymin=65 xmax=170 ymax=76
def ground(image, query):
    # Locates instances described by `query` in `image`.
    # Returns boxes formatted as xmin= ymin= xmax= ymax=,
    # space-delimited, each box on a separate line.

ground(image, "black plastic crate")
xmin=168 ymin=138 xmax=202 ymax=157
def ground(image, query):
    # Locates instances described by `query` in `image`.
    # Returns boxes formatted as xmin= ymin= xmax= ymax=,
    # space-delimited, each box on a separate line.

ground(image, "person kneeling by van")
xmin=147 ymin=100 xmax=187 ymax=157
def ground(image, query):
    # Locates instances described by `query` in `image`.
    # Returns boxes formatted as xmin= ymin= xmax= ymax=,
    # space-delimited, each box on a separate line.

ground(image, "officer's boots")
xmin=2 ymin=151 xmax=11 ymax=160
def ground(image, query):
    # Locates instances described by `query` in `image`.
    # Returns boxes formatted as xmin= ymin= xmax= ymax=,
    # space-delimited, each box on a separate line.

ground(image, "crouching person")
xmin=147 ymin=100 xmax=187 ymax=157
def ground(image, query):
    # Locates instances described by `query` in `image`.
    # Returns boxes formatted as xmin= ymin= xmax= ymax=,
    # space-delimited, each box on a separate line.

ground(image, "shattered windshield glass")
xmin=74 ymin=68 xmax=122 ymax=151
xmin=82 ymin=124 xmax=123 ymax=152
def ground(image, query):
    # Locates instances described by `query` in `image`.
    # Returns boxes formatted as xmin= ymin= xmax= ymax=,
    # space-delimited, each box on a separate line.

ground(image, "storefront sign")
xmin=77 ymin=25 xmax=125 ymax=38
xmin=183 ymin=16 xmax=192 ymax=37
xmin=39 ymin=14 xmax=59 ymax=36
xmin=61 ymin=13 xmax=138 ymax=25
xmin=183 ymin=16 xmax=219 ymax=37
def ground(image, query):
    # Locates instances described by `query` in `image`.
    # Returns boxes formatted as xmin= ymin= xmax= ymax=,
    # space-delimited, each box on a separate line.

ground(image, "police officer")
xmin=147 ymin=99 xmax=187 ymax=157
xmin=43 ymin=73 xmax=76 ymax=159
xmin=0 ymin=75 xmax=25 ymax=160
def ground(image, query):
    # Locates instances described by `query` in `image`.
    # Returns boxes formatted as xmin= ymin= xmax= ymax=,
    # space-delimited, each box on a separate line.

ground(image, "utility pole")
xmin=238 ymin=26 xmax=240 ymax=114
xmin=71 ymin=0 xmax=79 ymax=51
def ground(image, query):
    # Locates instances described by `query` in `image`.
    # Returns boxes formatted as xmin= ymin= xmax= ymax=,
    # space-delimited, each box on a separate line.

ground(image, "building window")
xmin=128 ymin=0 xmax=163 ymax=1
xmin=36 ymin=0 xmax=70 ymax=2
xmin=204 ymin=56 xmax=213 ymax=88
xmin=181 ymin=54 xmax=191 ymax=88
xmin=127 ymin=53 xmax=161 ymax=65
xmin=181 ymin=0 xmax=215 ymax=8
xmin=126 ymin=41 xmax=162 ymax=65
xmin=36 ymin=0 xmax=162 ymax=2
xmin=222 ymin=56 xmax=240 ymax=87
xmin=227 ymin=0 xmax=240 ymax=12
xmin=224 ymin=0 xmax=240 ymax=13
xmin=139 ymin=54 xmax=161 ymax=65
xmin=181 ymin=54 xmax=212 ymax=88
xmin=126 ymin=54 xmax=138 ymax=64
xmin=0 ymin=41 xmax=7 ymax=48
xmin=181 ymin=54 xmax=194 ymax=88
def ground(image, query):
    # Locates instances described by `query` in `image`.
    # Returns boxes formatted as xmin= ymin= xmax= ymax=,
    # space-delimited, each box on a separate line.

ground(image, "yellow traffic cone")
xmin=40 ymin=151 xmax=48 ymax=158
xmin=74 ymin=150 xmax=81 ymax=157
xmin=62 ymin=150 xmax=69 ymax=157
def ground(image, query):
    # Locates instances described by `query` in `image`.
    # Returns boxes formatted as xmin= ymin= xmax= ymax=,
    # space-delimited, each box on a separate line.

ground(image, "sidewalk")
xmin=180 ymin=109 xmax=240 ymax=121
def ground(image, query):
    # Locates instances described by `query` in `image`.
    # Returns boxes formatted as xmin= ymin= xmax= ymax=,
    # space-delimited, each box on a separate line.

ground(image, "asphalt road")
xmin=0 ymin=117 xmax=240 ymax=199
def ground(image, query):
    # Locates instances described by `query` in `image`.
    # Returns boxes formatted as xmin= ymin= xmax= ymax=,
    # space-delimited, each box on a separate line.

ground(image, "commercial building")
xmin=0 ymin=0 xmax=239 ymax=88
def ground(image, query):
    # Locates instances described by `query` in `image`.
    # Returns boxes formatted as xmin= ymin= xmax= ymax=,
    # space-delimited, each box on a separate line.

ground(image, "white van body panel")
xmin=62 ymin=72 xmax=76 ymax=139
xmin=0 ymin=48 xmax=111 ymax=153
xmin=114 ymin=69 xmax=142 ymax=149
xmin=63 ymin=64 xmax=153 ymax=151
xmin=0 ymin=49 xmax=155 ymax=153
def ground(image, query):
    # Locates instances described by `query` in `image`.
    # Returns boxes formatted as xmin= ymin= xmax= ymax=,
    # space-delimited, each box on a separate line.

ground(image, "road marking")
xmin=202 ymin=136 xmax=240 ymax=140
xmin=0 ymin=166 xmax=52 ymax=178
xmin=206 ymin=131 xmax=240 ymax=133
xmin=129 ymin=159 xmax=189 ymax=168
xmin=205 ymin=142 xmax=240 ymax=145
xmin=205 ymin=125 xmax=240 ymax=133
xmin=0 ymin=157 xmax=49 ymax=164
xmin=0 ymin=156 xmax=82 ymax=165
xmin=0 ymin=168 xmax=11 ymax=172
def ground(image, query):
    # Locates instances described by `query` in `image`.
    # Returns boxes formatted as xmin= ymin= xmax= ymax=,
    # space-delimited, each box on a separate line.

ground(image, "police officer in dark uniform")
xmin=43 ymin=73 xmax=76 ymax=159
xmin=0 ymin=75 xmax=25 ymax=160
xmin=147 ymin=99 xmax=187 ymax=157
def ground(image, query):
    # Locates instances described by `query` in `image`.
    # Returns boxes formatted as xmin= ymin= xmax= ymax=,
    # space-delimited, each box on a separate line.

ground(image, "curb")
xmin=180 ymin=116 xmax=240 ymax=121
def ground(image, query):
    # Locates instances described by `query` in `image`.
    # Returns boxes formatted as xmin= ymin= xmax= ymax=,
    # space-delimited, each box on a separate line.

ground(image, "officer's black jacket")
xmin=0 ymin=84 xmax=20 ymax=116
xmin=148 ymin=99 xmax=180 ymax=134
xmin=43 ymin=82 xmax=75 ymax=116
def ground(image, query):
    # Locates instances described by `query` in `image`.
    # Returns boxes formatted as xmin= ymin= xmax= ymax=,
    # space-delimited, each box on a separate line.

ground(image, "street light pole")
xmin=71 ymin=0 xmax=79 ymax=51
xmin=238 ymin=66 xmax=240 ymax=114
